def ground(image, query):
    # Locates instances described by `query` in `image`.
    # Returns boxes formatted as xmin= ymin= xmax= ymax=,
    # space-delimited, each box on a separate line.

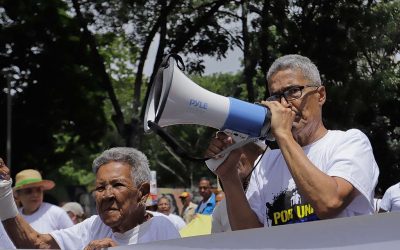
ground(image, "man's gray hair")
xmin=92 ymin=147 xmax=151 ymax=187
xmin=267 ymin=54 xmax=322 ymax=86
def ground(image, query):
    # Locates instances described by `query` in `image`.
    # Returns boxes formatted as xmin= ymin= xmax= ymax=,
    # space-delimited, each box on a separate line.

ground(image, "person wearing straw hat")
xmin=13 ymin=169 xmax=73 ymax=233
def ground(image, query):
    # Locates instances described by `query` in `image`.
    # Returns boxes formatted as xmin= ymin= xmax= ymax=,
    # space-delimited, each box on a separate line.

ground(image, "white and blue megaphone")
xmin=144 ymin=54 xmax=272 ymax=171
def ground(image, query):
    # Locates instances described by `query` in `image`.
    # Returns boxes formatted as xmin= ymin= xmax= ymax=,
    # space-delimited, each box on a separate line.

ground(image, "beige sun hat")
xmin=62 ymin=202 xmax=84 ymax=216
xmin=13 ymin=169 xmax=55 ymax=191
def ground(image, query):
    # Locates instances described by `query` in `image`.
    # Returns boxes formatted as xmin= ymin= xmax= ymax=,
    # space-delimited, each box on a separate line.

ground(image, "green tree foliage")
xmin=1 ymin=0 xmax=399 ymax=190
xmin=0 ymin=0 xmax=109 ymax=186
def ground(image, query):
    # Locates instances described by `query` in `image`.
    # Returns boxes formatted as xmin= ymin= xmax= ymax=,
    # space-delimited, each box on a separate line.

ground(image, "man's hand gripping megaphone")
xmin=205 ymin=130 xmax=265 ymax=172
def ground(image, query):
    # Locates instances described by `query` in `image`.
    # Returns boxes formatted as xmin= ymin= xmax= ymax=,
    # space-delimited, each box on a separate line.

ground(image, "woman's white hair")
xmin=92 ymin=147 xmax=151 ymax=186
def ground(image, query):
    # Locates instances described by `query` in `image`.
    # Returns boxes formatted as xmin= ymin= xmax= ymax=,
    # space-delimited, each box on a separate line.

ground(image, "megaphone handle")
xmin=205 ymin=136 xmax=259 ymax=172
xmin=205 ymin=154 xmax=230 ymax=172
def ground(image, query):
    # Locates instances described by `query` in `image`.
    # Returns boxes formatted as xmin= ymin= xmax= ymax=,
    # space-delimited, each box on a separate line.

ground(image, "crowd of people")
xmin=1 ymin=54 xmax=399 ymax=250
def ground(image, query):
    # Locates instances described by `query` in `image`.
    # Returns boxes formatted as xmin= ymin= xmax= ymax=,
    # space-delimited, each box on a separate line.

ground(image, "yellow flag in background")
xmin=179 ymin=214 xmax=212 ymax=237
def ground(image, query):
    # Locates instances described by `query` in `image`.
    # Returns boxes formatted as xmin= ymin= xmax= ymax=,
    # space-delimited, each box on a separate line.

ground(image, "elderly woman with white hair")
xmin=0 ymin=147 xmax=180 ymax=250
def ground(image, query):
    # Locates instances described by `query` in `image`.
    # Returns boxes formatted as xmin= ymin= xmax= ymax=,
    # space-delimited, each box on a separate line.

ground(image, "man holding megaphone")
xmin=206 ymin=54 xmax=379 ymax=230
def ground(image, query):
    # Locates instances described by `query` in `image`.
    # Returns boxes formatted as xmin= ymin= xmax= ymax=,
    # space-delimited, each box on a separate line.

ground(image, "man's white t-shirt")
xmin=0 ymin=222 xmax=15 ymax=249
xmin=19 ymin=202 xmax=74 ymax=233
xmin=246 ymin=129 xmax=379 ymax=227
xmin=50 ymin=214 xmax=180 ymax=250
xmin=380 ymin=182 xmax=400 ymax=212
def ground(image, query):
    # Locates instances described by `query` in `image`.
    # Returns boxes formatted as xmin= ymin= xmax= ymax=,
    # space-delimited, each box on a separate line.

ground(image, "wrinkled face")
xmin=268 ymin=69 xmax=325 ymax=143
xmin=16 ymin=186 xmax=43 ymax=215
xmin=94 ymin=162 xmax=144 ymax=233
xmin=157 ymin=197 xmax=171 ymax=215
xmin=199 ymin=180 xmax=212 ymax=199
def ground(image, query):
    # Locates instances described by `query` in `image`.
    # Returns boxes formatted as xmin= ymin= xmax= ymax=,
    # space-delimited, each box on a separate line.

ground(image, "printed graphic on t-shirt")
xmin=266 ymin=188 xmax=319 ymax=226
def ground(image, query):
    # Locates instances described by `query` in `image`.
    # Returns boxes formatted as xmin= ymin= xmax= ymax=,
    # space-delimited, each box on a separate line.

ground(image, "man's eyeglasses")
xmin=266 ymin=84 xmax=320 ymax=102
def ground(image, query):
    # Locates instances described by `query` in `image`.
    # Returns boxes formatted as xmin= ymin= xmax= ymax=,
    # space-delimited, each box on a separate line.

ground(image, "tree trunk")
xmin=241 ymin=0 xmax=257 ymax=102
xmin=71 ymin=0 xmax=126 ymax=140
xmin=133 ymin=0 xmax=178 ymax=116
xmin=257 ymin=0 xmax=272 ymax=99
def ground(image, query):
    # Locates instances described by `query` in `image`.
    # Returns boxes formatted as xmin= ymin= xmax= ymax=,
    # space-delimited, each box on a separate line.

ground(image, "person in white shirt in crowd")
xmin=379 ymin=182 xmax=400 ymax=212
xmin=206 ymin=54 xmax=379 ymax=229
xmin=0 ymin=147 xmax=180 ymax=250
xmin=157 ymin=196 xmax=186 ymax=230
xmin=13 ymin=169 xmax=74 ymax=233
xmin=62 ymin=202 xmax=86 ymax=224
xmin=212 ymin=142 xmax=264 ymax=233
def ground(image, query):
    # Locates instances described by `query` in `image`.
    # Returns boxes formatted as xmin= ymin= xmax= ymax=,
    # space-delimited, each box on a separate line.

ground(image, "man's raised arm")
xmin=205 ymin=134 xmax=263 ymax=230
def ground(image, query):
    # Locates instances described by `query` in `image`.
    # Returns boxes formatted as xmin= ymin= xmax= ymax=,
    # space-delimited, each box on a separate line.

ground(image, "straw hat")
xmin=13 ymin=169 xmax=55 ymax=191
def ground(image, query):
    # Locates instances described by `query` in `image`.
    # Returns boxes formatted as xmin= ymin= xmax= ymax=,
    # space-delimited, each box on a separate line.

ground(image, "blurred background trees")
xmin=1 ymin=0 xmax=399 ymax=194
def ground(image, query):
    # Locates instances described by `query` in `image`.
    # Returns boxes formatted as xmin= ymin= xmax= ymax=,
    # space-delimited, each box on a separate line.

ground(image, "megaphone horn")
xmin=144 ymin=54 xmax=272 ymax=171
